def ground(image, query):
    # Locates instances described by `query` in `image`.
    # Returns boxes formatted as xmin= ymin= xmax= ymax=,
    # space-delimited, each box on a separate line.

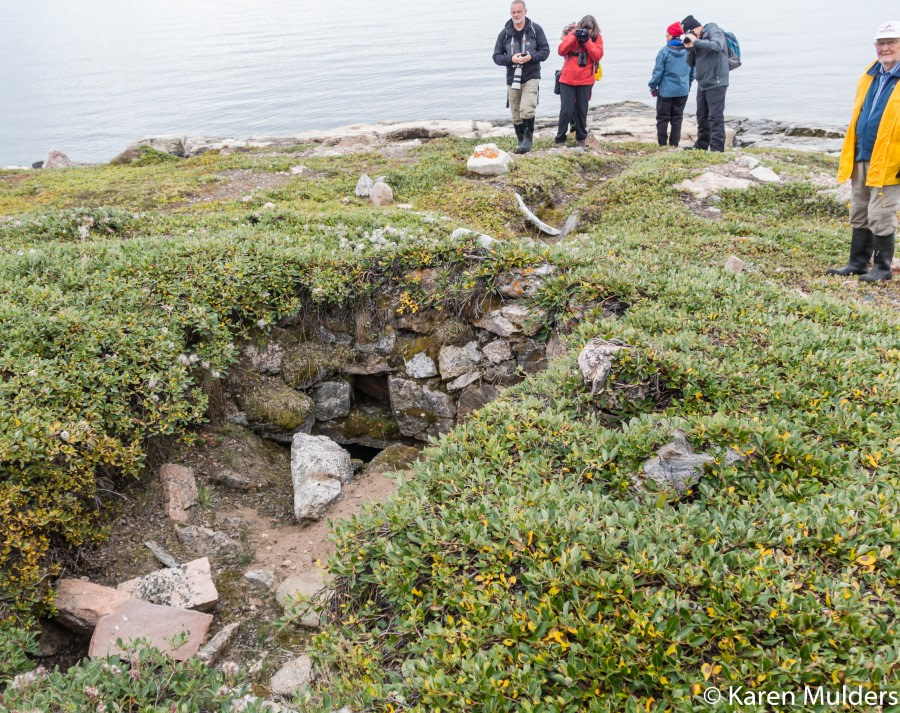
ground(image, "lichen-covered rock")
xmin=388 ymin=377 xmax=456 ymax=440
xmin=313 ymin=381 xmax=352 ymax=421
xmin=365 ymin=444 xmax=421 ymax=476
xmin=483 ymin=339 xmax=513 ymax=364
xmin=496 ymin=265 xmax=555 ymax=298
xmin=640 ymin=431 xmax=715 ymax=493
xmin=281 ymin=341 xmax=341 ymax=389
xmin=234 ymin=374 xmax=314 ymax=436
xmin=117 ymin=558 xmax=218 ymax=612
xmin=315 ymin=405 xmax=401 ymax=448
xmin=176 ymin=525 xmax=241 ymax=559
xmin=405 ymin=352 xmax=438 ymax=378
xmin=438 ymin=341 xmax=482 ymax=380
xmin=467 ymin=143 xmax=511 ymax=176
xmin=577 ymin=339 xmax=626 ymax=394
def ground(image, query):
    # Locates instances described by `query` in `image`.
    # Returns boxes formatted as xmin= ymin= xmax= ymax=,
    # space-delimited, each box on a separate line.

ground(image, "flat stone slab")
xmin=117 ymin=557 xmax=218 ymax=612
xmin=54 ymin=579 xmax=133 ymax=634
xmin=89 ymin=599 xmax=212 ymax=661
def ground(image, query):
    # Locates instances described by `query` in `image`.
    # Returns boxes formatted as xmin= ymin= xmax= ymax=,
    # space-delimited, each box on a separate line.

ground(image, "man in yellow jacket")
xmin=829 ymin=20 xmax=900 ymax=281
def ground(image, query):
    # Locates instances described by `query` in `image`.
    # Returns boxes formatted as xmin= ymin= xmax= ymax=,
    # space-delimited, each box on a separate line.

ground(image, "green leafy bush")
xmin=0 ymin=638 xmax=266 ymax=712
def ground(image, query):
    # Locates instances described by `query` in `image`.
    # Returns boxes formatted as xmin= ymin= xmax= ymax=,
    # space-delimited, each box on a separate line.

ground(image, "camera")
xmin=574 ymin=27 xmax=590 ymax=42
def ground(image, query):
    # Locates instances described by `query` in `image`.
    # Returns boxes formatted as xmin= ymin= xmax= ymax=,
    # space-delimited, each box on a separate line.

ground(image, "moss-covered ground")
xmin=0 ymin=136 xmax=897 ymax=711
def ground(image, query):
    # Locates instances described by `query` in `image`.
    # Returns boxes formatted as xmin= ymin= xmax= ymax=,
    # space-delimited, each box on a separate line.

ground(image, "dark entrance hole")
xmin=343 ymin=442 xmax=384 ymax=463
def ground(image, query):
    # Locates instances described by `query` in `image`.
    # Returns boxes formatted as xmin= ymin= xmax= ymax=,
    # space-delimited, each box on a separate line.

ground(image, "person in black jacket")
xmin=681 ymin=14 xmax=729 ymax=152
xmin=493 ymin=1 xmax=550 ymax=153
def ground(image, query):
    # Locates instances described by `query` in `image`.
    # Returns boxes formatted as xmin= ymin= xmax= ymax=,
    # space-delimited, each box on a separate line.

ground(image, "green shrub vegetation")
xmin=0 ymin=139 xmax=897 ymax=710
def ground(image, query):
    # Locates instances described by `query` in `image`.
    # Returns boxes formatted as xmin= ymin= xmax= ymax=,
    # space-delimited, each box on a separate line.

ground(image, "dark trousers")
xmin=655 ymin=95 xmax=688 ymax=146
xmin=556 ymin=84 xmax=592 ymax=142
xmin=695 ymin=85 xmax=728 ymax=151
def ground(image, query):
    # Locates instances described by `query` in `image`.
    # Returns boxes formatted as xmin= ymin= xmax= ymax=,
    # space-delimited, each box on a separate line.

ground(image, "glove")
xmin=650 ymin=90 xmax=659 ymax=98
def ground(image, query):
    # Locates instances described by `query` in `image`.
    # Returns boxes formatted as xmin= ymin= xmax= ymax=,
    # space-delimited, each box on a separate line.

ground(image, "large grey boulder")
xmin=355 ymin=174 xmax=373 ymax=197
xmin=54 ymin=580 xmax=133 ymax=634
xmin=89 ymin=599 xmax=212 ymax=661
xmin=640 ymin=431 xmax=715 ymax=493
xmin=291 ymin=434 xmax=352 ymax=522
xmin=291 ymin=433 xmax=353 ymax=484
xmin=388 ymin=377 xmax=456 ymax=440
xmin=117 ymin=557 xmax=218 ymax=611
xmin=369 ymin=182 xmax=394 ymax=206
xmin=44 ymin=150 xmax=72 ymax=169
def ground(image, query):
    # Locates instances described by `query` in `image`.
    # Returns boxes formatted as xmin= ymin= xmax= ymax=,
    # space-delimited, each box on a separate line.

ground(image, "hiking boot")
xmin=826 ymin=228 xmax=873 ymax=276
xmin=859 ymin=233 xmax=895 ymax=282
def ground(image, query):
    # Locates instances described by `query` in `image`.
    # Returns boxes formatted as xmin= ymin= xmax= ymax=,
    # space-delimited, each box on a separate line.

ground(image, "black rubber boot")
xmin=513 ymin=123 xmax=525 ymax=152
xmin=516 ymin=117 xmax=534 ymax=154
xmin=859 ymin=233 xmax=895 ymax=282
xmin=826 ymin=228 xmax=874 ymax=276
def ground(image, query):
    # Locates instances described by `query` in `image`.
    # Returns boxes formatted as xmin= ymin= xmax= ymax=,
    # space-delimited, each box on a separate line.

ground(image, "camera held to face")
xmin=574 ymin=27 xmax=590 ymax=43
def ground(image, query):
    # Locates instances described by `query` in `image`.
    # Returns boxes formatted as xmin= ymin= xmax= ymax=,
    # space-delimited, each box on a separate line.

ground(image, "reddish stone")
xmin=159 ymin=464 xmax=198 ymax=523
xmin=89 ymin=599 xmax=212 ymax=661
xmin=54 ymin=579 xmax=133 ymax=634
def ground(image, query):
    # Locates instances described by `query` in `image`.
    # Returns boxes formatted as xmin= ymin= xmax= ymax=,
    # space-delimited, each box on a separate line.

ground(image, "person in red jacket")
xmin=554 ymin=16 xmax=604 ymax=147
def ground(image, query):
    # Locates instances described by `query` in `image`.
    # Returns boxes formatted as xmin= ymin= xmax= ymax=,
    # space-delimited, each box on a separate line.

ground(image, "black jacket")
xmin=685 ymin=22 xmax=730 ymax=90
xmin=492 ymin=18 xmax=550 ymax=85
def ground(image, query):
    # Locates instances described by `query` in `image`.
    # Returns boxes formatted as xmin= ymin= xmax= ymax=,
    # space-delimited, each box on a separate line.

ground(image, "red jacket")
xmin=558 ymin=33 xmax=604 ymax=86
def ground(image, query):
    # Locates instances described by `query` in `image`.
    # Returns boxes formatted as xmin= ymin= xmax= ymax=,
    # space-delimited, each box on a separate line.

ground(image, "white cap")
xmin=874 ymin=21 xmax=900 ymax=40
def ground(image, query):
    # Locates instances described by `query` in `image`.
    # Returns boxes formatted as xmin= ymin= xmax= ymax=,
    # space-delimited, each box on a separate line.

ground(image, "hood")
xmin=667 ymin=39 xmax=685 ymax=50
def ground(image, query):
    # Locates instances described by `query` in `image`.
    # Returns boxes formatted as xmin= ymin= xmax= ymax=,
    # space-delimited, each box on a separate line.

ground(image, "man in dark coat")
xmin=681 ymin=14 xmax=729 ymax=152
xmin=493 ymin=1 xmax=550 ymax=153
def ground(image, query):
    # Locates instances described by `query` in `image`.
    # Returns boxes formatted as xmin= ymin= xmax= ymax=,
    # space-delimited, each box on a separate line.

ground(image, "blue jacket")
xmin=855 ymin=61 xmax=900 ymax=162
xmin=649 ymin=41 xmax=693 ymax=98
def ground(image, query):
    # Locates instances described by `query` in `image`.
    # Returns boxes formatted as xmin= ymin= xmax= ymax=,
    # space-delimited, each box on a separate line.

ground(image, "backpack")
xmin=724 ymin=31 xmax=741 ymax=70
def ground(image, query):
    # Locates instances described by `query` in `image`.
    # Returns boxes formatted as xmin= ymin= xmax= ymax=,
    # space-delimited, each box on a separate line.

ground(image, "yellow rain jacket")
xmin=838 ymin=61 xmax=900 ymax=187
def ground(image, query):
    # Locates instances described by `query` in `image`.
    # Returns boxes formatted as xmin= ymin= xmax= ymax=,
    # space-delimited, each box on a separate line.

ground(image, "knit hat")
xmin=681 ymin=15 xmax=701 ymax=32
xmin=874 ymin=20 xmax=900 ymax=39
xmin=667 ymin=21 xmax=683 ymax=37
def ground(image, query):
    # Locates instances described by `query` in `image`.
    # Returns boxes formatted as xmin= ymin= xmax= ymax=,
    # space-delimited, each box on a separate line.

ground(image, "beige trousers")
xmin=508 ymin=78 xmax=540 ymax=124
xmin=850 ymin=162 xmax=900 ymax=236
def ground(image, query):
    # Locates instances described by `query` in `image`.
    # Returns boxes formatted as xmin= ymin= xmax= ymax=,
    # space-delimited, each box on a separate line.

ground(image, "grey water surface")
xmin=1 ymin=0 xmax=896 ymax=164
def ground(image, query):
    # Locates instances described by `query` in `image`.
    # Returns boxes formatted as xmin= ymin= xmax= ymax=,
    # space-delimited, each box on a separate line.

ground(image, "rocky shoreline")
xmin=14 ymin=101 xmax=847 ymax=170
